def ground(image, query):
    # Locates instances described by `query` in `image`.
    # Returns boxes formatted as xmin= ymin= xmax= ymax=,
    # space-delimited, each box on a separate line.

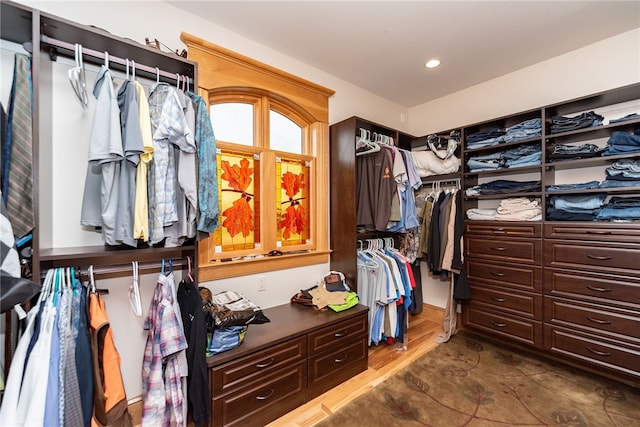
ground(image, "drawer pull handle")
xmin=334 ymin=331 xmax=348 ymax=338
xmin=490 ymin=272 xmax=506 ymax=277
xmin=256 ymin=388 xmax=275 ymax=400
xmin=586 ymin=254 xmax=612 ymax=261
xmin=490 ymin=321 xmax=507 ymax=328
xmin=334 ymin=355 xmax=349 ymax=363
xmin=490 ymin=247 xmax=507 ymax=251
xmin=587 ymin=347 xmax=612 ymax=357
xmin=490 ymin=296 xmax=506 ymax=303
xmin=586 ymin=230 xmax=611 ymax=235
xmin=586 ymin=285 xmax=612 ymax=293
xmin=492 ymin=228 xmax=506 ymax=233
xmin=256 ymin=358 xmax=275 ymax=369
xmin=587 ymin=316 xmax=612 ymax=325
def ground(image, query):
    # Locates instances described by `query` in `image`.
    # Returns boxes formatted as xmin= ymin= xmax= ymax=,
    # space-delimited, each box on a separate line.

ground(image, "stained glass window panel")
xmin=276 ymin=157 xmax=310 ymax=246
xmin=214 ymin=149 xmax=260 ymax=252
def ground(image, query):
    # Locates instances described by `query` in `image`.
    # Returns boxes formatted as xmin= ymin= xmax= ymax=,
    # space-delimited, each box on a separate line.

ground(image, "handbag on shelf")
xmin=323 ymin=271 xmax=350 ymax=292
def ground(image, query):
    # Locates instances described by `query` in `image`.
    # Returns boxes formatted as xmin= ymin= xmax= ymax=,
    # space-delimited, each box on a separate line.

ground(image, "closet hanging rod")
xmin=423 ymin=178 xmax=460 ymax=186
xmin=40 ymin=34 xmax=193 ymax=84
xmin=41 ymin=258 xmax=189 ymax=281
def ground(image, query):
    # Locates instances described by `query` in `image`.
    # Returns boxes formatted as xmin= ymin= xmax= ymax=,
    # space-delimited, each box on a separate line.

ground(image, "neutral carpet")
xmin=317 ymin=331 xmax=640 ymax=426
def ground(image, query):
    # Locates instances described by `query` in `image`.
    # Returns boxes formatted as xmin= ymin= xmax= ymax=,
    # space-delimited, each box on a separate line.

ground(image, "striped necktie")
xmin=5 ymin=53 xmax=34 ymax=238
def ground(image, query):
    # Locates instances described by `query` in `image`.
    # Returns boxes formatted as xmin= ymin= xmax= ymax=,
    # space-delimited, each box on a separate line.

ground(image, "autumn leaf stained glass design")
xmin=277 ymin=158 xmax=310 ymax=245
xmin=217 ymin=151 xmax=259 ymax=250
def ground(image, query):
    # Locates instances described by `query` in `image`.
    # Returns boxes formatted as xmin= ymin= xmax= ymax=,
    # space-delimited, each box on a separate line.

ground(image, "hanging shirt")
xmin=356 ymin=148 xmax=395 ymax=231
xmin=115 ymin=80 xmax=145 ymax=247
xmin=0 ymin=300 xmax=39 ymax=424
xmin=164 ymin=90 xmax=197 ymax=247
xmin=80 ymin=66 xmax=124 ymax=245
xmin=188 ymin=92 xmax=219 ymax=234
xmin=177 ymin=274 xmax=211 ymax=426
xmin=133 ymin=81 xmax=153 ymax=242
xmin=142 ymin=273 xmax=187 ymax=427
xmin=89 ymin=292 xmax=132 ymax=427
xmin=148 ymin=84 xmax=195 ymax=245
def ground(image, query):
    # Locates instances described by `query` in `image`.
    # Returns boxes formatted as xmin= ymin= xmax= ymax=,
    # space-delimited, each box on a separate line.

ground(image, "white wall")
xmin=408 ymin=28 xmax=640 ymax=136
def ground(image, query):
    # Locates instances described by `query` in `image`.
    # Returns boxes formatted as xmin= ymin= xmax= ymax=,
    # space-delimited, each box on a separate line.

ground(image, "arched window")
xmin=181 ymin=33 xmax=334 ymax=280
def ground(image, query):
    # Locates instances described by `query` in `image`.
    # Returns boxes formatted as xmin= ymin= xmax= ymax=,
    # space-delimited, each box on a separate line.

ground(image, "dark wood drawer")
xmin=211 ymin=336 xmax=306 ymax=395
xmin=467 ymin=260 xmax=542 ymax=292
xmin=545 ymin=223 xmax=640 ymax=243
xmin=544 ymin=326 xmax=640 ymax=379
xmin=544 ymin=297 xmax=640 ymax=341
xmin=544 ymin=268 xmax=640 ymax=309
xmin=308 ymin=314 xmax=367 ymax=354
xmin=466 ymin=237 xmax=542 ymax=265
xmin=469 ymin=285 xmax=541 ymax=319
xmin=466 ymin=221 xmax=541 ymax=238
xmin=463 ymin=306 xmax=542 ymax=347
xmin=544 ymin=240 xmax=640 ymax=275
xmin=307 ymin=338 xmax=368 ymax=400
xmin=212 ymin=362 xmax=307 ymax=427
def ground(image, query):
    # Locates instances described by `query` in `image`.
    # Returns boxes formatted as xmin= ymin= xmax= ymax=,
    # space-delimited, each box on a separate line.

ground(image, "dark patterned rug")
xmin=316 ymin=331 xmax=640 ymax=426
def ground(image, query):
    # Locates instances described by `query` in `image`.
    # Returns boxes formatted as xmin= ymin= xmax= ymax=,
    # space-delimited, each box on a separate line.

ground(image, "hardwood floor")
xmin=266 ymin=304 xmax=447 ymax=427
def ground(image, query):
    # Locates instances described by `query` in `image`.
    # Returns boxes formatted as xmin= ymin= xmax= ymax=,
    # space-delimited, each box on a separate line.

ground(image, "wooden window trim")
xmin=181 ymin=32 xmax=334 ymax=280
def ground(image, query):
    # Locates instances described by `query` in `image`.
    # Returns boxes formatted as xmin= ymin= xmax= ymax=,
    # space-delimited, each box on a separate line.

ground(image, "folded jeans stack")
xmin=495 ymin=118 xmax=542 ymax=144
xmin=466 ymin=179 xmax=541 ymax=196
xmin=465 ymin=127 xmax=506 ymax=149
xmin=603 ymin=130 xmax=640 ymax=156
xmin=599 ymin=159 xmax=640 ymax=189
xmin=550 ymin=111 xmax=604 ymax=134
xmin=596 ymin=196 xmax=640 ymax=221
xmin=466 ymin=144 xmax=541 ymax=172
xmin=548 ymin=143 xmax=607 ymax=161
xmin=547 ymin=193 xmax=606 ymax=221
xmin=547 ymin=180 xmax=600 ymax=192
xmin=609 ymin=113 xmax=640 ymax=124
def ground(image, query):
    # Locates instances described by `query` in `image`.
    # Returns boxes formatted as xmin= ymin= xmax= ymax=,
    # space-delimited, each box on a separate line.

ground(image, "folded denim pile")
xmin=599 ymin=159 xmax=640 ymax=189
xmin=465 ymin=179 xmax=541 ymax=196
xmin=466 ymin=197 xmax=541 ymax=221
xmin=596 ymin=196 xmax=640 ymax=221
xmin=603 ymin=130 xmax=640 ymax=156
xmin=549 ymin=111 xmax=604 ymax=134
xmin=465 ymin=118 xmax=542 ymax=150
xmin=467 ymin=144 xmax=541 ymax=172
xmin=609 ymin=113 xmax=640 ymax=124
xmin=546 ymin=180 xmax=600 ymax=192
xmin=547 ymin=193 xmax=606 ymax=221
xmin=548 ymin=143 xmax=607 ymax=162
xmin=465 ymin=127 xmax=506 ymax=149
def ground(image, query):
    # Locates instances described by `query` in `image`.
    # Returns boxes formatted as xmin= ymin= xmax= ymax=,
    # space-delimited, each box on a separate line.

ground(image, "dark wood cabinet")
xmin=543 ymin=222 xmax=640 ymax=386
xmin=464 ymin=221 xmax=544 ymax=347
xmin=206 ymin=303 xmax=369 ymax=427
xmin=461 ymin=83 xmax=640 ymax=388
xmin=328 ymin=116 xmax=421 ymax=290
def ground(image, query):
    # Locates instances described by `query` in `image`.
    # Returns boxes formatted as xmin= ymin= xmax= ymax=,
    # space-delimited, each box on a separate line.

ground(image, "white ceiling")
xmin=170 ymin=1 xmax=640 ymax=108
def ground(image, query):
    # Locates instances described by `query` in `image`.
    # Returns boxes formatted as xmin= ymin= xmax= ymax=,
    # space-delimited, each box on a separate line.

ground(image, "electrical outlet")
xmin=257 ymin=275 xmax=267 ymax=292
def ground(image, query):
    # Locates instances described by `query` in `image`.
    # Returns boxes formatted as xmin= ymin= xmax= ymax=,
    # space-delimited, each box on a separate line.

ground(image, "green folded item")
xmin=328 ymin=291 xmax=359 ymax=312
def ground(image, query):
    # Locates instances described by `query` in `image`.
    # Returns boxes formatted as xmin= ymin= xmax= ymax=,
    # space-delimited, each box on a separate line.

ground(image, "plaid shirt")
xmin=147 ymin=84 xmax=195 ymax=245
xmin=142 ymin=274 xmax=187 ymax=426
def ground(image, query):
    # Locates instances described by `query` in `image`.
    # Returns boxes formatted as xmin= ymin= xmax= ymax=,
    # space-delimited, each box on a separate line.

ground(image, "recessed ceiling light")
xmin=425 ymin=59 xmax=440 ymax=69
